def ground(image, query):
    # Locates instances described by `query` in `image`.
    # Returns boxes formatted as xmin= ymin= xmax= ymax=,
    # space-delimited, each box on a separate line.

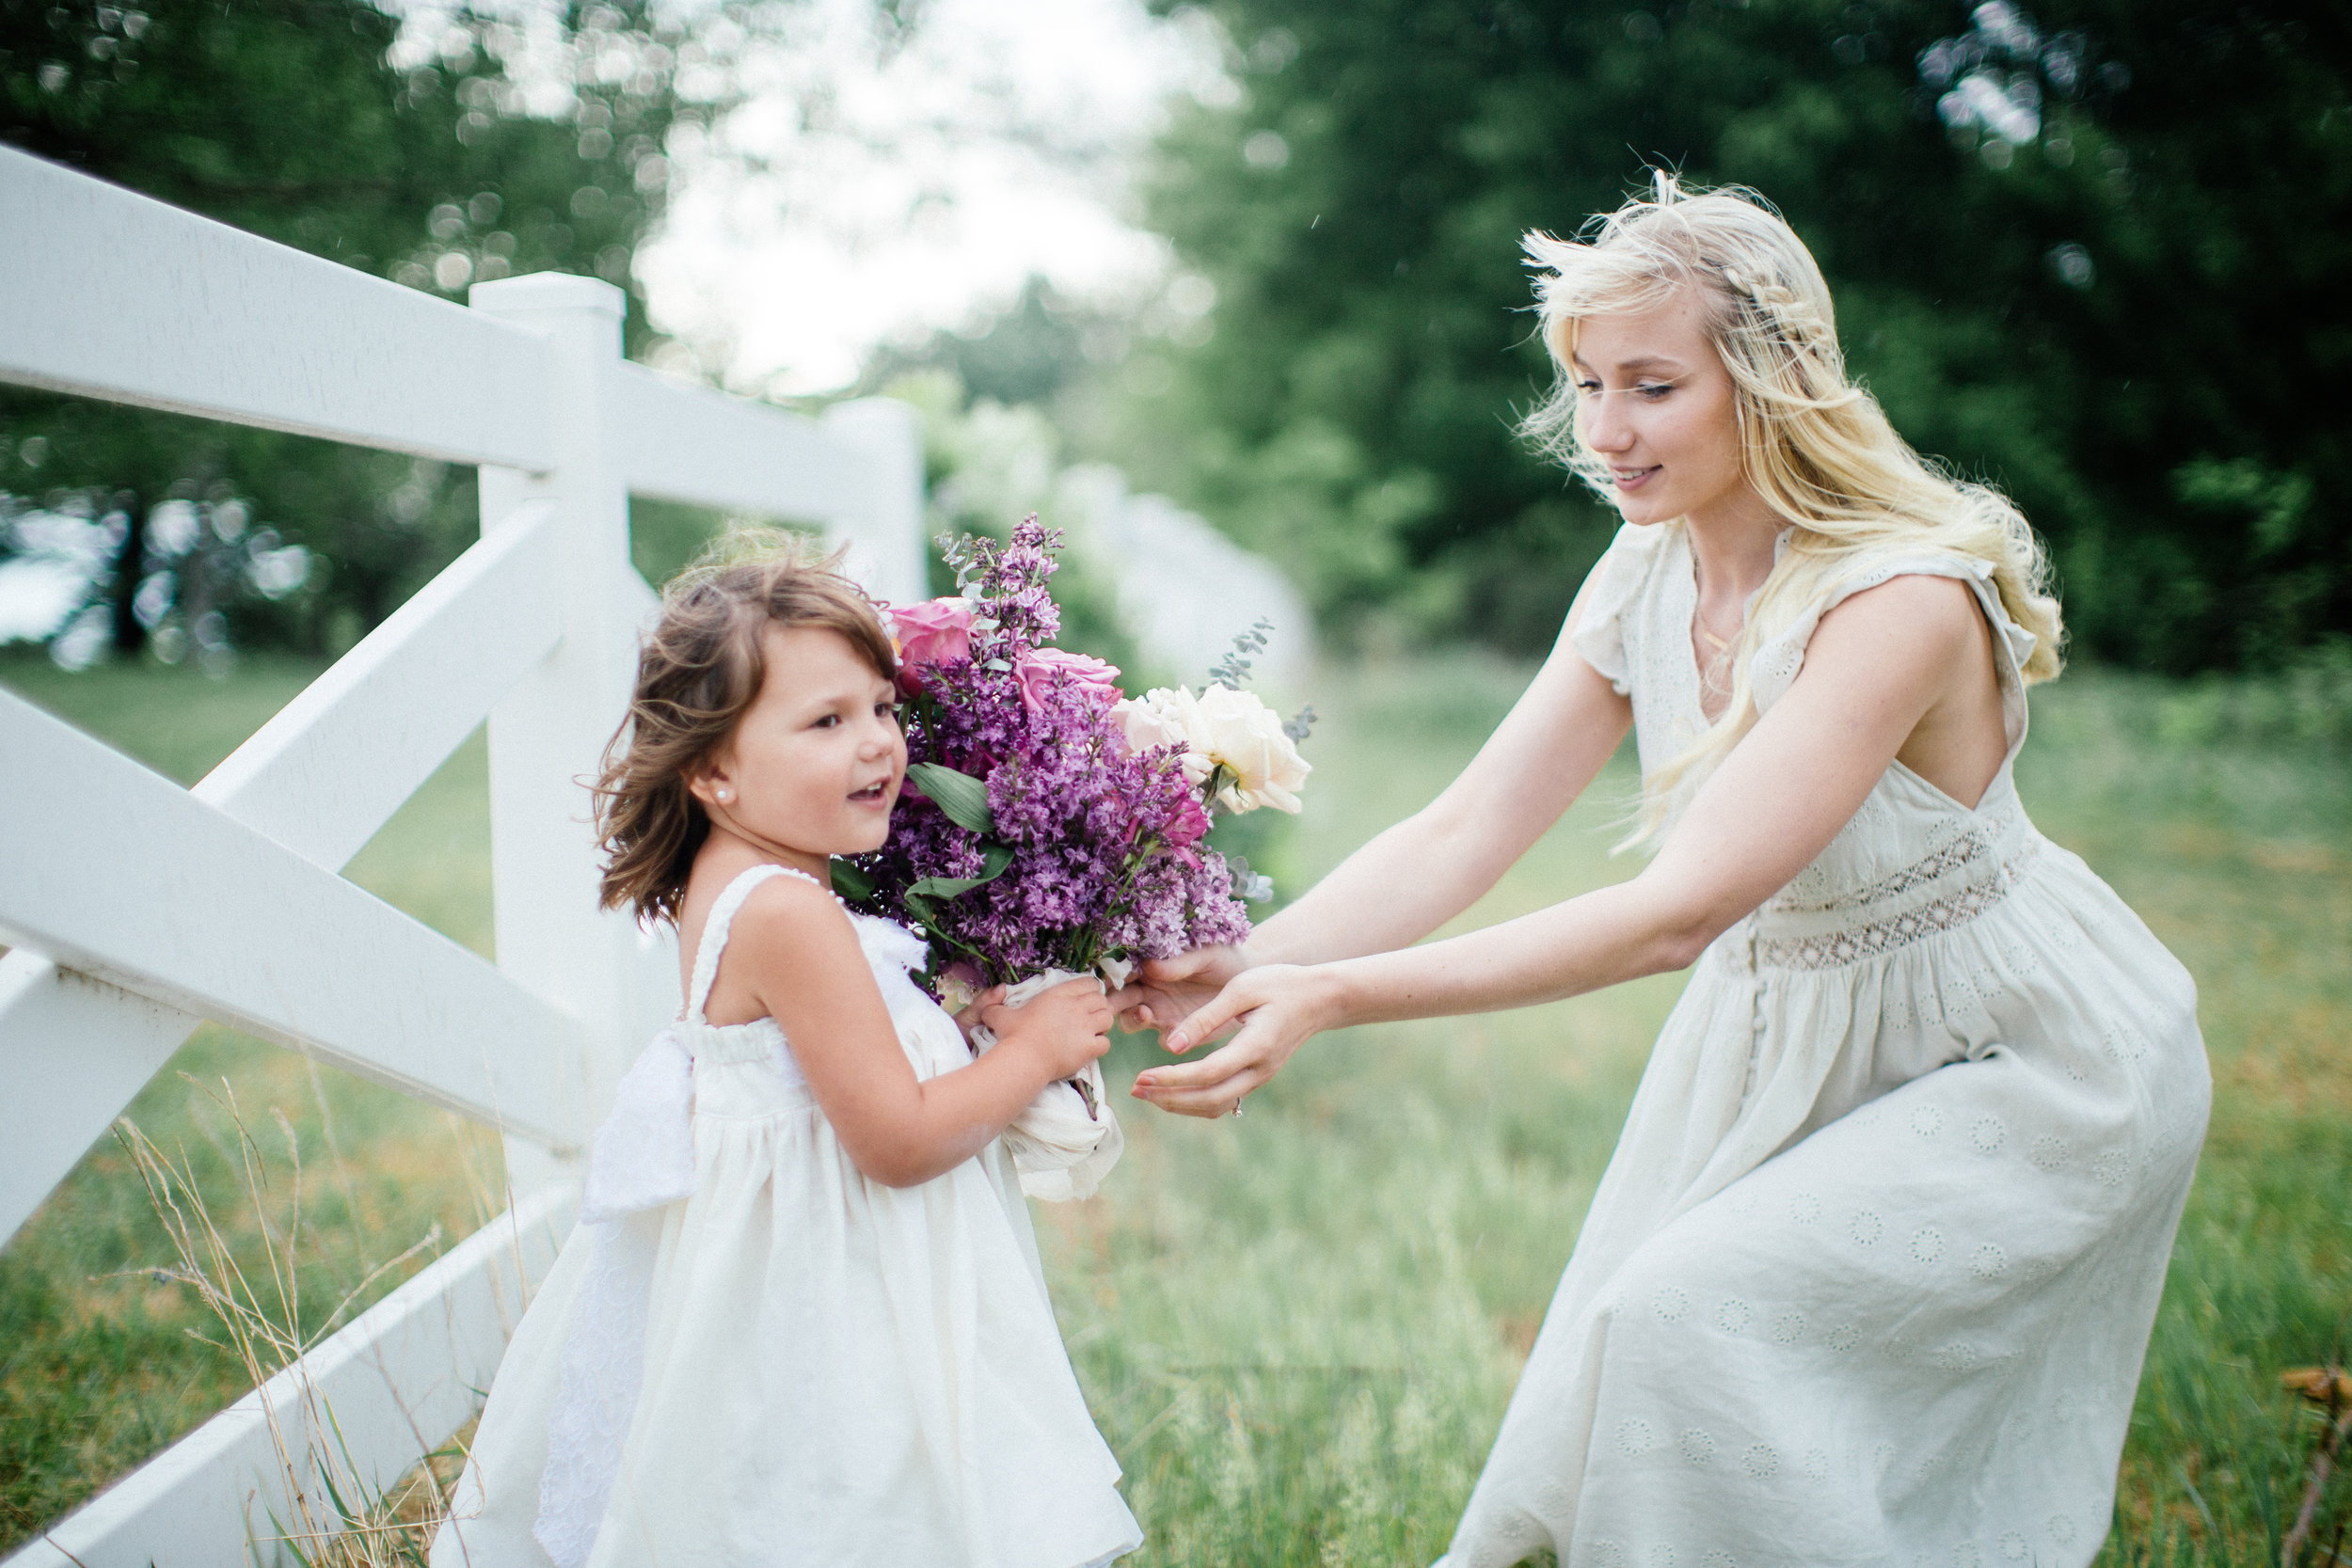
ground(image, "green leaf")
xmin=828 ymin=857 xmax=877 ymax=903
xmin=906 ymin=761 xmax=994 ymax=835
xmin=906 ymin=842 xmax=1015 ymax=902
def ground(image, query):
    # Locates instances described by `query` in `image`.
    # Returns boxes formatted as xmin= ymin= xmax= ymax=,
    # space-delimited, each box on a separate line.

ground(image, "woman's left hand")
xmin=1128 ymin=964 xmax=1336 ymax=1118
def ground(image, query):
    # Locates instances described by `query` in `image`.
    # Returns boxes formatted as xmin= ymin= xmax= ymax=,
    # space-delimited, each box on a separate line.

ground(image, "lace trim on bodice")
xmin=1752 ymin=799 xmax=2042 ymax=972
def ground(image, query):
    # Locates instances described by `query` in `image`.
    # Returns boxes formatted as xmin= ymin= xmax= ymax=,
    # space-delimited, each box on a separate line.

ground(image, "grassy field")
xmin=0 ymin=645 xmax=2345 ymax=1562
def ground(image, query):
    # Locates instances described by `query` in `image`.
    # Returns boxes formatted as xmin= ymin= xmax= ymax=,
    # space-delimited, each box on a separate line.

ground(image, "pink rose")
xmin=1162 ymin=794 xmax=1211 ymax=850
xmin=1013 ymin=647 xmax=1121 ymax=711
xmin=891 ymin=597 xmax=974 ymax=692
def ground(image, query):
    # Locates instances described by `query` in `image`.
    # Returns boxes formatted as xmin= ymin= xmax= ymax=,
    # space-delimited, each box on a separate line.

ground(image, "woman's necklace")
xmin=1693 ymin=606 xmax=1740 ymax=717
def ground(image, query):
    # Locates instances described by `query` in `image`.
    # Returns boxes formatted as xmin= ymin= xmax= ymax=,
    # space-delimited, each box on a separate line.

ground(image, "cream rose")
xmin=1188 ymin=685 xmax=1311 ymax=814
xmin=1110 ymin=691 xmax=1215 ymax=788
xmin=1117 ymin=685 xmax=1309 ymax=814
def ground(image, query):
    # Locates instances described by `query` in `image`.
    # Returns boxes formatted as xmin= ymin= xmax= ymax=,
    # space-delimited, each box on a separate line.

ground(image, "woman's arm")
xmin=1116 ymin=574 xmax=1633 ymax=1033
xmin=1254 ymin=613 xmax=1632 ymax=965
xmin=729 ymin=883 xmax=1112 ymax=1185
xmin=1132 ymin=573 xmax=1986 ymax=1117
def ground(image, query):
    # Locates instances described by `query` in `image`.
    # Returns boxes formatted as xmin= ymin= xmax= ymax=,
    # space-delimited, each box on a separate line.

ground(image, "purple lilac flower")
xmin=855 ymin=517 xmax=1253 ymax=989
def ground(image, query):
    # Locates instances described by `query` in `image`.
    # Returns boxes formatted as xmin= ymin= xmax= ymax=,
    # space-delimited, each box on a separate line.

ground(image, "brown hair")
xmin=595 ymin=528 xmax=898 ymax=923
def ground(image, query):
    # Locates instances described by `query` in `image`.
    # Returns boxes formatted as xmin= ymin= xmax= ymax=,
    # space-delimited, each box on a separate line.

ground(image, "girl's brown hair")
xmin=595 ymin=528 xmax=898 ymax=923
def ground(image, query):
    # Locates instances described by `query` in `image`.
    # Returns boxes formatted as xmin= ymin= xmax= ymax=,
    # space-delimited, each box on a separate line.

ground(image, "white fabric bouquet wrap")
xmin=966 ymin=964 xmax=1126 ymax=1203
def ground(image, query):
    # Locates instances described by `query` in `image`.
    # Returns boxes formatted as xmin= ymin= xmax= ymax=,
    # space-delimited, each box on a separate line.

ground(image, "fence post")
xmin=468 ymin=274 xmax=660 ymax=1198
xmin=820 ymin=397 xmax=930 ymax=606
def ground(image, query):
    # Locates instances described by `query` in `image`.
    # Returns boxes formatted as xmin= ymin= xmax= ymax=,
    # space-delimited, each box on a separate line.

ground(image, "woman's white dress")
xmin=431 ymin=864 xmax=1142 ymax=1568
xmin=1439 ymin=524 xmax=2211 ymax=1568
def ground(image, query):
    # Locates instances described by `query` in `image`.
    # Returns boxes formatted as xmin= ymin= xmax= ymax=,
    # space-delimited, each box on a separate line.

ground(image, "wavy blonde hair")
xmin=1521 ymin=175 xmax=2064 ymax=843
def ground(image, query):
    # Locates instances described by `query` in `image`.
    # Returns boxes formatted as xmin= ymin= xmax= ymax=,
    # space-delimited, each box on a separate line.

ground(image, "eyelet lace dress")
xmin=1438 ymin=524 xmax=2211 ymax=1568
xmin=430 ymin=863 xmax=1142 ymax=1568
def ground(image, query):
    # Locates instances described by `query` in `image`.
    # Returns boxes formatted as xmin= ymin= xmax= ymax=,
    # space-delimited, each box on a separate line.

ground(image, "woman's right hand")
xmin=1109 ymin=946 xmax=1255 ymax=1052
xmin=981 ymin=978 xmax=1114 ymax=1083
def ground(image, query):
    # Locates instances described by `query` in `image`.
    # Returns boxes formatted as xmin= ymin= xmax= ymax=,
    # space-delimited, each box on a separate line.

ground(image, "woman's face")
xmin=691 ymin=625 xmax=906 ymax=861
xmin=1569 ymin=287 xmax=1756 ymax=531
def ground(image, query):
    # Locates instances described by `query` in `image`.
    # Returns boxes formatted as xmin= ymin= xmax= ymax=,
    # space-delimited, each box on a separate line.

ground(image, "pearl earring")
xmin=716 ymin=787 xmax=731 ymax=801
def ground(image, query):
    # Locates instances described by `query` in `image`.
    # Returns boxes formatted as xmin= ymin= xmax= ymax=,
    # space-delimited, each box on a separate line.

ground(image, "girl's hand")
xmin=982 ymin=978 xmax=1114 ymax=1084
xmin=1109 ymin=946 xmax=1254 ymax=1051
xmin=952 ymin=985 xmax=1009 ymax=1050
xmin=1128 ymin=964 xmax=1334 ymax=1118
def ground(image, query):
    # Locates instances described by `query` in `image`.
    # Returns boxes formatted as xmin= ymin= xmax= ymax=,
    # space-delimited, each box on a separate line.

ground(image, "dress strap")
xmin=685 ymin=863 xmax=826 ymax=1023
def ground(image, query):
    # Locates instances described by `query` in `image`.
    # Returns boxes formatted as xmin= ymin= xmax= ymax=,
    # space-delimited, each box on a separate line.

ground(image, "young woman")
xmin=1117 ymin=180 xmax=2209 ymax=1567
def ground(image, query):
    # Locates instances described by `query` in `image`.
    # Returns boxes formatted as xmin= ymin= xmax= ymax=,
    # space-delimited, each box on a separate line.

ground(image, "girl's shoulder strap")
xmin=685 ymin=863 xmax=832 ymax=1024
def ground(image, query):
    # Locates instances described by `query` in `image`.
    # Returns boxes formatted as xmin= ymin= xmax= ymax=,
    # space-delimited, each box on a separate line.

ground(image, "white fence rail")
xmin=0 ymin=143 xmax=926 ymax=1565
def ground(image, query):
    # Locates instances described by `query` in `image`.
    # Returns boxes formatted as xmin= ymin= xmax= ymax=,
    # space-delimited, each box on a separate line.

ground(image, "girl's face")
xmin=1569 ymin=287 xmax=1757 ymax=531
xmin=691 ymin=625 xmax=905 ymax=862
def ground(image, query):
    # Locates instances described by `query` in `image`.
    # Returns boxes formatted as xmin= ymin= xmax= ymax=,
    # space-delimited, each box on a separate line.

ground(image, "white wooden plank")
xmin=614 ymin=362 xmax=866 ymax=522
xmin=1 ymin=1182 xmax=576 ymax=1568
xmin=0 ymin=691 xmax=585 ymax=1147
xmin=198 ymin=500 xmax=564 ymax=868
xmin=0 ymin=504 xmax=565 ymax=1246
xmin=0 ymin=148 xmax=552 ymax=468
xmin=470 ymin=276 xmax=679 ymax=1200
xmin=0 ymin=953 xmax=197 ymax=1246
xmin=818 ymin=397 xmax=931 ymax=607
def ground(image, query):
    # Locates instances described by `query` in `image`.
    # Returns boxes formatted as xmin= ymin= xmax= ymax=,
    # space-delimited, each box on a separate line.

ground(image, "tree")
xmin=0 ymin=0 xmax=703 ymax=661
xmin=1111 ymin=0 xmax=2351 ymax=671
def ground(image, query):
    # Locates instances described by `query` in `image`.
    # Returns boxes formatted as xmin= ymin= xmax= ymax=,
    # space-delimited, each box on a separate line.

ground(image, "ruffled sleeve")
xmin=1568 ymin=523 xmax=1670 ymax=696
xmin=1748 ymin=551 xmax=2041 ymax=716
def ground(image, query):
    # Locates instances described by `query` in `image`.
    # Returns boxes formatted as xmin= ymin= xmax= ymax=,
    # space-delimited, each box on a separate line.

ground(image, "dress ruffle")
xmin=1747 ymin=549 xmax=2040 ymax=717
xmin=1566 ymin=522 xmax=1670 ymax=695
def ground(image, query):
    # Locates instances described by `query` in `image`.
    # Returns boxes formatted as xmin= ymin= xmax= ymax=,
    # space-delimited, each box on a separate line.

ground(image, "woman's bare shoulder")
xmin=1812 ymin=570 xmax=1983 ymax=657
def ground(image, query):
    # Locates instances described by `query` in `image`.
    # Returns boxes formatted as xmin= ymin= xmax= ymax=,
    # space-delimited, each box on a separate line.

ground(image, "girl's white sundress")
xmin=1438 ymin=524 xmax=2211 ymax=1568
xmin=430 ymin=864 xmax=1142 ymax=1568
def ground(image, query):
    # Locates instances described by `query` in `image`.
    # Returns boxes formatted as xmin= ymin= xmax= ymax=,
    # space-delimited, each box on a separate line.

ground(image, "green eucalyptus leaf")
xmin=906 ymin=761 xmax=995 ymax=835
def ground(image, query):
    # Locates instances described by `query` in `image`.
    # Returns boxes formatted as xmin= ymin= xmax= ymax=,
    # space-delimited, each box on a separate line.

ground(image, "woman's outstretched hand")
xmin=1109 ymin=946 xmax=1253 ymax=1047
xmin=1127 ymin=964 xmax=1335 ymax=1118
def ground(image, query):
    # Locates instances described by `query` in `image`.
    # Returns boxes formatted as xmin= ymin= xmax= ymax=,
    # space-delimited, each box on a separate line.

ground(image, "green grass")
xmin=1 ymin=645 xmax=2345 ymax=1562
xmin=0 ymin=648 xmax=507 ymax=1552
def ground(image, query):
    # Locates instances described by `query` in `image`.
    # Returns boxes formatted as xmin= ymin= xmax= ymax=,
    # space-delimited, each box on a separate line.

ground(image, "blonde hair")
xmin=594 ymin=528 xmax=898 ymax=923
xmin=1521 ymin=174 xmax=2064 ymax=843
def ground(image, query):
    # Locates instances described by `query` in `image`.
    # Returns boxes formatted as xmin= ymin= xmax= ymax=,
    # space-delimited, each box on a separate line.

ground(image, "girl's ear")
xmin=685 ymin=749 xmax=738 ymax=812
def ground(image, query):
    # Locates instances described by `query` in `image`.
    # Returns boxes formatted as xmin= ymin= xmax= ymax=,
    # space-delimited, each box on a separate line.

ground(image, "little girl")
xmin=431 ymin=540 xmax=1142 ymax=1568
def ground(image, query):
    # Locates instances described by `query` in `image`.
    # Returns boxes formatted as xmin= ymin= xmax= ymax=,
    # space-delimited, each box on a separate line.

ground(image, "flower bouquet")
xmin=836 ymin=517 xmax=1311 ymax=1200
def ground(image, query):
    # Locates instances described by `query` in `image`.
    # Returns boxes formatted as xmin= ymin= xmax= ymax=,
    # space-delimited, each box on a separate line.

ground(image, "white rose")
xmin=1187 ymin=685 xmax=1311 ymax=815
xmin=1114 ymin=690 xmax=1216 ymax=788
xmin=1111 ymin=692 xmax=1184 ymax=753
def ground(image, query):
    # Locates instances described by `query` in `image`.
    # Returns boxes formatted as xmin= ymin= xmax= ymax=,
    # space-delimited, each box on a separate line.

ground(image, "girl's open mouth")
xmin=850 ymin=780 xmax=892 ymax=804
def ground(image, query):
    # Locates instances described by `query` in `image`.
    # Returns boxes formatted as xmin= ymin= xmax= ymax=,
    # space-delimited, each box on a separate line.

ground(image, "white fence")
xmin=0 ymin=146 xmax=926 ymax=1564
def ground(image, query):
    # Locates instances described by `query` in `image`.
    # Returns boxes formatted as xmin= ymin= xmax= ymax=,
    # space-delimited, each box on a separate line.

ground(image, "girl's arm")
xmin=1117 ymin=573 xmax=1632 ymax=1032
xmin=726 ymin=885 xmax=1112 ymax=1186
xmin=1133 ymin=574 xmax=1987 ymax=1117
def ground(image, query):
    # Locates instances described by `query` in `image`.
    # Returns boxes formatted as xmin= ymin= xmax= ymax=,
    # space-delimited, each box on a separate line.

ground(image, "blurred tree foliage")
xmin=1116 ymin=0 xmax=2350 ymax=671
xmin=0 ymin=0 xmax=730 ymax=661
